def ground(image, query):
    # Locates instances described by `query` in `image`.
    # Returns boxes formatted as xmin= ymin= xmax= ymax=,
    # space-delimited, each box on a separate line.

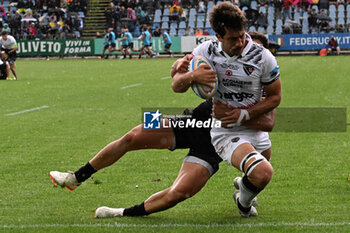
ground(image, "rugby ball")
xmin=189 ymin=55 xmax=217 ymax=99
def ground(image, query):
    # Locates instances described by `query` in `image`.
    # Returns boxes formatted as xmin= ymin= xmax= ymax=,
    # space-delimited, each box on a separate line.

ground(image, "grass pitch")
xmin=0 ymin=56 xmax=349 ymax=233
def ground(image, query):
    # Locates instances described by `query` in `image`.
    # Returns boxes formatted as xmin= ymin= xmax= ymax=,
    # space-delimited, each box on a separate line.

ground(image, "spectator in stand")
xmin=257 ymin=0 xmax=268 ymax=7
xmin=308 ymin=8 xmax=317 ymax=33
xmin=119 ymin=6 xmax=127 ymax=19
xmin=274 ymin=0 xmax=283 ymax=19
xmin=282 ymin=0 xmax=292 ymax=22
xmin=248 ymin=10 xmax=258 ymax=28
xmin=73 ymin=16 xmax=83 ymax=38
xmin=153 ymin=26 xmax=161 ymax=36
xmin=0 ymin=6 xmax=6 ymax=21
xmin=61 ymin=23 xmax=72 ymax=39
xmin=198 ymin=1 xmax=205 ymax=13
xmin=203 ymin=29 xmax=210 ymax=35
xmin=257 ymin=11 xmax=268 ymax=29
xmin=48 ymin=0 xmax=59 ymax=10
xmin=184 ymin=26 xmax=194 ymax=36
xmin=328 ymin=35 xmax=340 ymax=55
xmin=28 ymin=22 xmax=37 ymax=39
xmin=37 ymin=22 xmax=48 ymax=39
xmin=127 ymin=7 xmax=136 ymax=20
xmin=239 ymin=0 xmax=250 ymax=9
xmin=179 ymin=8 xmax=186 ymax=21
xmin=195 ymin=27 xmax=202 ymax=36
xmin=17 ymin=0 xmax=27 ymax=13
xmin=2 ymin=23 xmax=11 ymax=33
xmin=65 ymin=15 xmax=74 ymax=29
xmin=319 ymin=19 xmax=330 ymax=33
xmin=26 ymin=0 xmax=34 ymax=10
xmin=135 ymin=6 xmax=148 ymax=24
xmin=49 ymin=13 xmax=57 ymax=24
xmin=300 ymin=0 xmax=312 ymax=12
xmin=170 ymin=5 xmax=181 ymax=21
xmin=9 ymin=11 xmax=22 ymax=38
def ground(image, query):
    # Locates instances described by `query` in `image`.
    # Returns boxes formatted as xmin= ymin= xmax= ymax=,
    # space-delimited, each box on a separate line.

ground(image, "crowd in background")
xmin=105 ymin=0 xmax=350 ymax=38
xmin=0 ymin=0 xmax=87 ymax=40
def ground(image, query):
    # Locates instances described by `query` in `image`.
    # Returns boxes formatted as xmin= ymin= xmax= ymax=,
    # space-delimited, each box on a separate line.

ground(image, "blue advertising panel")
xmin=268 ymin=33 xmax=350 ymax=51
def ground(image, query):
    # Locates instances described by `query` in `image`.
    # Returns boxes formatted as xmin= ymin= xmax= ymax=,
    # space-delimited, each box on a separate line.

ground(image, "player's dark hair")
xmin=248 ymin=31 xmax=268 ymax=48
xmin=1 ymin=31 xmax=8 ymax=36
xmin=209 ymin=3 xmax=246 ymax=38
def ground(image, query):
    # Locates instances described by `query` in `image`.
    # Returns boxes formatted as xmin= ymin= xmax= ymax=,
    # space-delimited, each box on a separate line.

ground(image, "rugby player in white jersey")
xmin=172 ymin=3 xmax=281 ymax=217
xmin=50 ymin=27 xmax=277 ymax=218
xmin=0 ymin=31 xmax=18 ymax=80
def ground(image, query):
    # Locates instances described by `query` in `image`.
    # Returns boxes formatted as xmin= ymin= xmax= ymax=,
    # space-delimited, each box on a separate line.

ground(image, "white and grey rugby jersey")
xmin=0 ymin=35 xmax=16 ymax=50
xmin=192 ymin=34 xmax=280 ymax=109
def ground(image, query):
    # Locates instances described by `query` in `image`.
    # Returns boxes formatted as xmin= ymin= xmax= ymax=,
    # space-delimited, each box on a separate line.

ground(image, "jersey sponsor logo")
xmin=220 ymin=63 xmax=239 ymax=70
xmin=231 ymin=137 xmax=240 ymax=143
xmin=243 ymin=64 xmax=255 ymax=76
xmin=143 ymin=110 xmax=161 ymax=129
xmin=218 ymin=90 xmax=254 ymax=102
xmin=225 ymin=70 xmax=233 ymax=76
xmin=222 ymin=79 xmax=253 ymax=88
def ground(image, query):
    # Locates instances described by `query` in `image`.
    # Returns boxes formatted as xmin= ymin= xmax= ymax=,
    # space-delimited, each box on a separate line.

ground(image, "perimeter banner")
xmin=17 ymin=39 xmax=94 ymax=56
xmin=268 ymin=33 xmax=350 ymax=51
xmin=94 ymin=37 xmax=181 ymax=55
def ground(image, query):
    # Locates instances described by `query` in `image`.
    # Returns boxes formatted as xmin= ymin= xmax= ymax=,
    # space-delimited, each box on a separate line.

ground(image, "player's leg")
xmin=233 ymin=146 xmax=271 ymax=204
xmin=126 ymin=47 xmax=131 ymax=59
xmin=95 ymin=160 xmax=212 ymax=218
xmin=50 ymin=119 xmax=175 ymax=190
xmin=120 ymin=47 xmax=126 ymax=59
xmin=5 ymin=63 xmax=10 ymax=79
xmin=147 ymin=47 xmax=155 ymax=58
xmin=231 ymin=143 xmax=273 ymax=217
xmin=10 ymin=62 xmax=17 ymax=80
xmin=336 ymin=46 xmax=340 ymax=55
xmin=138 ymin=45 xmax=145 ymax=58
xmin=102 ymin=44 xmax=109 ymax=58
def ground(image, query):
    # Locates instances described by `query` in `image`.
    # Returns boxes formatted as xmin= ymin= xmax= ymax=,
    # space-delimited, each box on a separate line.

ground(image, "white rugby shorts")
xmin=211 ymin=128 xmax=271 ymax=165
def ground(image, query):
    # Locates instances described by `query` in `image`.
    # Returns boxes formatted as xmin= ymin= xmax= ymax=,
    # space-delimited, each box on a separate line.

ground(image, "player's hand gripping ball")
xmin=189 ymin=55 xmax=218 ymax=99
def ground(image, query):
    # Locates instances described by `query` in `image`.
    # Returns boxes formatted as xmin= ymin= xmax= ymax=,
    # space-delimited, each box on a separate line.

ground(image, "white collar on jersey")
xmin=217 ymin=32 xmax=253 ymax=61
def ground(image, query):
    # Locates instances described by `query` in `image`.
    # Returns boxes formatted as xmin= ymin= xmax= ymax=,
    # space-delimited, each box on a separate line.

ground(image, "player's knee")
xmin=120 ymin=127 xmax=141 ymax=149
xmin=240 ymin=151 xmax=273 ymax=188
xmin=249 ymin=161 xmax=273 ymax=188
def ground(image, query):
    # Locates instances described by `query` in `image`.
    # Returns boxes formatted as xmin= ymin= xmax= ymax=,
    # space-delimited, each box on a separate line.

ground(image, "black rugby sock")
xmin=123 ymin=202 xmax=149 ymax=216
xmin=74 ymin=162 xmax=97 ymax=183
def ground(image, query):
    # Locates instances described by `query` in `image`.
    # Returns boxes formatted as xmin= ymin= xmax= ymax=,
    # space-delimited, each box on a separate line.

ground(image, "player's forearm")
xmin=171 ymin=71 xmax=194 ymax=93
xmin=243 ymin=109 xmax=276 ymax=132
xmin=247 ymin=95 xmax=281 ymax=120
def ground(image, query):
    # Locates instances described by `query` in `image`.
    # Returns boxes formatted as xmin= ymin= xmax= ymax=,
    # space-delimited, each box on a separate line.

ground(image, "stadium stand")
xmin=3 ymin=0 xmax=350 ymax=41
xmin=1 ymin=0 xmax=88 ymax=39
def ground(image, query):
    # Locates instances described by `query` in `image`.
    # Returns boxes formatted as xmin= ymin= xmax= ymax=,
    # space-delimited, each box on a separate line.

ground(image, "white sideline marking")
xmin=1 ymin=222 xmax=349 ymax=229
xmin=5 ymin=105 xmax=49 ymax=116
xmin=160 ymin=76 xmax=171 ymax=80
xmin=120 ymin=83 xmax=142 ymax=89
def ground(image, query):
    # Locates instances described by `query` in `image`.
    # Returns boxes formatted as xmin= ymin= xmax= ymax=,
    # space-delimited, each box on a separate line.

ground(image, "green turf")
xmin=0 ymin=56 xmax=349 ymax=233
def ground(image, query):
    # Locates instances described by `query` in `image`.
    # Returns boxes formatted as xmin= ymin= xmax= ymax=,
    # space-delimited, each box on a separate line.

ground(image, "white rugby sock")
xmin=238 ymin=175 xmax=262 ymax=208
